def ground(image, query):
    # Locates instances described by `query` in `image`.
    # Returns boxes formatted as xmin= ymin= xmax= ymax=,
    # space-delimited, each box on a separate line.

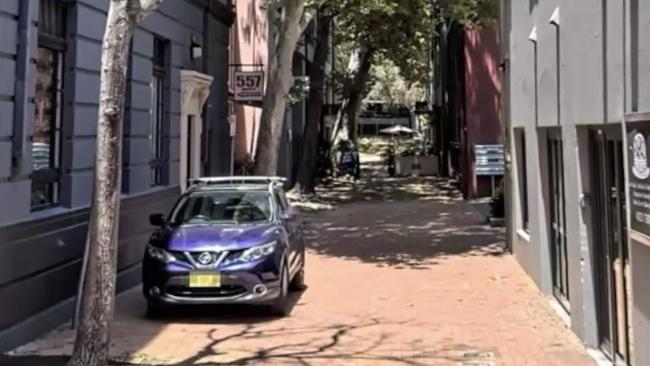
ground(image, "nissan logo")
xmin=197 ymin=252 xmax=214 ymax=265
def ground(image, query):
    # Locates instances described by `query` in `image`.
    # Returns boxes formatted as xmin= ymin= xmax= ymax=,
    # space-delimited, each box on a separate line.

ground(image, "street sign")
xmin=475 ymin=144 xmax=505 ymax=176
xmin=627 ymin=122 xmax=650 ymax=240
xmin=234 ymin=71 xmax=264 ymax=102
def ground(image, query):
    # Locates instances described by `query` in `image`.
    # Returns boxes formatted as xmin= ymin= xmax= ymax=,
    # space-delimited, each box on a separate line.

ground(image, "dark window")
xmin=150 ymin=38 xmax=167 ymax=186
xmin=170 ymin=191 xmax=272 ymax=225
xmin=517 ymin=130 xmax=529 ymax=231
xmin=31 ymin=0 xmax=67 ymax=210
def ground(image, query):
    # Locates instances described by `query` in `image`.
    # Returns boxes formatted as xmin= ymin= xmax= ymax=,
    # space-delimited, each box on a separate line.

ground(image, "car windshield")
xmin=170 ymin=190 xmax=272 ymax=225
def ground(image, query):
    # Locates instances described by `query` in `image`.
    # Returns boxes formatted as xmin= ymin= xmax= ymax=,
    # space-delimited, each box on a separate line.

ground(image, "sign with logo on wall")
xmin=627 ymin=122 xmax=650 ymax=239
xmin=234 ymin=71 xmax=265 ymax=102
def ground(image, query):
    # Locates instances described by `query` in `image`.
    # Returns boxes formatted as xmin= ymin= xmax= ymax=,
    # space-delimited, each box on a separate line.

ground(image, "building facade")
xmin=502 ymin=1 xmax=650 ymax=364
xmin=431 ymin=23 xmax=503 ymax=198
xmin=0 ymin=0 xmax=234 ymax=351
xmin=230 ymin=3 xmax=334 ymax=183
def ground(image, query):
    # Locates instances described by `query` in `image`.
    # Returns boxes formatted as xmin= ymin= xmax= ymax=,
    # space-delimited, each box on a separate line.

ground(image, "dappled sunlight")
xmin=289 ymin=158 xmax=465 ymax=214
xmin=292 ymin=152 xmax=505 ymax=270
xmin=305 ymin=200 xmax=504 ymax=269
xmin=6 ymin=160 xmax=592 ymax=366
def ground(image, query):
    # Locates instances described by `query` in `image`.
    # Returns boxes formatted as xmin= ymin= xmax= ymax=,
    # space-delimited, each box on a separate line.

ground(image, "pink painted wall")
xmin=463 ymin=27 xmax=502 ymax=198
xmin=230 ymin=0 xmax=268 ymax=164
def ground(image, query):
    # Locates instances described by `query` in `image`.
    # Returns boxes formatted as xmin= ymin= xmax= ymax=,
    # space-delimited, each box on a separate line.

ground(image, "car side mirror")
xmin=149 ymin=213 xmax=165 ymax=227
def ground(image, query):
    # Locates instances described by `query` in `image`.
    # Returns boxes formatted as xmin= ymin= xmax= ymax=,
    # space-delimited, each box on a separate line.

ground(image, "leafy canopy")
xmin=331 ymin=0 xmax=498 ymax=104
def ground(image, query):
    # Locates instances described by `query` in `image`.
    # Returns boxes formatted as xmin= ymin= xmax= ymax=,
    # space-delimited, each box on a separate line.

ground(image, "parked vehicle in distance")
xmin=142 ymin=176 xmax=306 ymax=317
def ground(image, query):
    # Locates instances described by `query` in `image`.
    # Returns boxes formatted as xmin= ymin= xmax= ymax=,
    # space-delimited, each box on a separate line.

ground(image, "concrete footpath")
xmin=5 ymin=173 xmax=594 ymax=365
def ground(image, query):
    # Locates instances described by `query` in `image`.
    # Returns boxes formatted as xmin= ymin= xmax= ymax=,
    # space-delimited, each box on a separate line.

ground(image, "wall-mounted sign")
xmin=627 ymin=122 xmax=650 ymax=239
xmin=234 ymin=71 xmax=264 ymax=102
xmin=475 ymin=144 xmax=505 ymax=176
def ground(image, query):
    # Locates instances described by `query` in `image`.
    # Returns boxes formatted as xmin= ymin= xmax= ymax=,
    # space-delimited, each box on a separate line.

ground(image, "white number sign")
xmin=234 ymin=71 xmax=264 ymax=102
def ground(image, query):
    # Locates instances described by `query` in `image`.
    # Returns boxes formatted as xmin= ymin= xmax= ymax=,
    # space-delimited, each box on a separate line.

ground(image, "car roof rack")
xmin=187 ymin=176 xmax=287 ymax=189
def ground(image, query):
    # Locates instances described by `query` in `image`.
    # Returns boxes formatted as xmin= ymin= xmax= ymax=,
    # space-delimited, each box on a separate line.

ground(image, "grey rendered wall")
xmin=0 ymin=0 xmax=34 ymax=225
xmin=507 ymin=0 xmax=628 ymax=348
xmin=630 ymin=0 xmax=650 ymax=113
xmin=58 ymin=0 xmax=202 ymax=201
xmin=507 ymin=0 xmax=546 ymax=292
xmin=0 ymin=0 xmax=233 ymax=351
xmin=204 ymin=8 xmax=233 ymax=176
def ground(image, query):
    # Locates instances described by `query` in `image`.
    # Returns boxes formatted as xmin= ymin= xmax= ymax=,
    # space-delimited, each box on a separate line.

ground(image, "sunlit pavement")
xmin=8 ymin=165 xmax=594 ymax=365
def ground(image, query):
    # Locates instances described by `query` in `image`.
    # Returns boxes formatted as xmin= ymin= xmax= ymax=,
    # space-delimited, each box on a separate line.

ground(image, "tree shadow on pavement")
xmin=163 ymin=318 xmax=494 ymax=366
xmin=299 ymin=162 xmax=505 ymax=269
xmin=4 ymin=308 xmax=498 ymax=366
xmin=290 ymin=163 xmax=464 ymax=213
xmin=305 ymin=201 xmax=505 ymax=269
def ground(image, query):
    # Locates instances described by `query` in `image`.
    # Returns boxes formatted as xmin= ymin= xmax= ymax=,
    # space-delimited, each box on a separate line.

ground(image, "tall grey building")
xmin=502 ymin=1 xmax=650 ymax=364
xmin=0 ymin=0 xmax=234 ymax=351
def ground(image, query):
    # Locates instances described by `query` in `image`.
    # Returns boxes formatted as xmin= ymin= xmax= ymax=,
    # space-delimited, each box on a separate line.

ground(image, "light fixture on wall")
xmin=549 ymin=7 xmax=560 ymax=26
xmin=499 ymin=58 xmax=508 ymax=72
xmin=191 ymin=35 xmax=202 ymax=60
xmin=528 ymin=26 xmax=537 ymax=43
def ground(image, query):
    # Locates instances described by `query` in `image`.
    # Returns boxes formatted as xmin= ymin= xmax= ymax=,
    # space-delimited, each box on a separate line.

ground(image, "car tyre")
xmin=289 ymin=268 xmax=305 ymax=292
xmin=146 ymin=301 xmax=167 ymax=319
xmin=269 ymin=264 xmax=290 ymax=317
xmin=290 ymin=254 xmax=306 ymax=292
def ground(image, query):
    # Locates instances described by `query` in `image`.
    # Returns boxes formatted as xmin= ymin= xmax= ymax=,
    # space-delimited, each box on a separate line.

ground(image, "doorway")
xmin=186 ymin=115 xmax=195 ymax=184
xmin=547 ymin=130 xmax=569 ymax=309
xmin=590 ymin=128 xmax=632 ymax=365
xmin=180 ymin=70 xmax=213 ymax=191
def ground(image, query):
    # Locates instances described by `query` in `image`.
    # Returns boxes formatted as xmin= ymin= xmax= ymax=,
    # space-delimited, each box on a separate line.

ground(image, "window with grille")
xmin=150 ymin=38 xmax=167 ymax=186
xmin=31 ymin=0 xmax=67 ymax=210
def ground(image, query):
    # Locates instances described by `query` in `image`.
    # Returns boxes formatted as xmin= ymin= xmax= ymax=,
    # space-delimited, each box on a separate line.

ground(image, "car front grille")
xmin=166 ymin=285 xmax=247 ymax=298
xmin=169 ymin=250 xmax=191 ymax=265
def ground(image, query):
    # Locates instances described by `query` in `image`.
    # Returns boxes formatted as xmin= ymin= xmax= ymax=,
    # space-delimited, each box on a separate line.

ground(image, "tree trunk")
xmin=329 ymin=45 xmax=374 ymax=163
xmin=294 ymin=13 xmax=331 ymax=194
xmin=254 ymin=2 xmax=313 ymax=176
xmin=68 ymin=1 xmax=160 ymax=366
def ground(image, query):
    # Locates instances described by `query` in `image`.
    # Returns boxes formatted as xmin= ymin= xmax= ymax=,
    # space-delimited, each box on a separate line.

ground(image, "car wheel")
xmin=289 ymin=268 xmax=306 ymax=292
xmin=146 ymin=301 xmax=167 ymax=319
xmin=290 ymin=254 xmax=306 ymax=292
xmin=269 ymin=264 xmax=289 ymax=317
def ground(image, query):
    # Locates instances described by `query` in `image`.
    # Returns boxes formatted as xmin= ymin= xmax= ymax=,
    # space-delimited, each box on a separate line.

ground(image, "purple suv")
xmin=142 ymin=177 xmax=305 ymax=317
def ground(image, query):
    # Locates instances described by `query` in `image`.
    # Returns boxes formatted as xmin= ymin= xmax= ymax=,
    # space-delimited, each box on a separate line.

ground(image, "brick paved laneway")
xmin=9 ymin=169 xmax=594 ymax=365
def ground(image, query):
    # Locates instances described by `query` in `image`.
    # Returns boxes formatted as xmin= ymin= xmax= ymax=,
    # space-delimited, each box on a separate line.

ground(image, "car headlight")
xmin=147 ymin=244 xmax=175 ymax=263
xmin=239 ymin=241 xmax=277 ymax=263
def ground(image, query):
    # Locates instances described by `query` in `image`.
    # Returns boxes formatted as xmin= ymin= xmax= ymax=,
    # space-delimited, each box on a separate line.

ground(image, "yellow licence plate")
xmin=188 ymin=272 xmax=221 ymax=288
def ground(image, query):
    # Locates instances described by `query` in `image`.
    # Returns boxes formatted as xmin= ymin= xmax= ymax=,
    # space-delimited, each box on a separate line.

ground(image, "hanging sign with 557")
xmin=234 ymin=71 xmax=265 ymax=102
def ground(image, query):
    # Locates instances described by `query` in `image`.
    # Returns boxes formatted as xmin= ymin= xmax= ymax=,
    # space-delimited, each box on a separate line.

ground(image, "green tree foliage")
xmin=333 ymin=0 xmax=498 ymax=88
xmin=326 ymin=0 xmax=498 ymax=146
xmin=366 ymin=56 xmax=426 ymax=107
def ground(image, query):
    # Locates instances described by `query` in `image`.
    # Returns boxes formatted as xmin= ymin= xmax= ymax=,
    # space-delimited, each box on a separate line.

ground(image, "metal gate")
xmin=547 ymin=130 xmax=569 ymax=309
xmin=591 ymin=129 xmax=632 ymax=365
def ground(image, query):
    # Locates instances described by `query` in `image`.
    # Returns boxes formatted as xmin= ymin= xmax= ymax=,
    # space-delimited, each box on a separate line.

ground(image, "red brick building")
xmin=432 ymin=23 xmax=503 ymax=198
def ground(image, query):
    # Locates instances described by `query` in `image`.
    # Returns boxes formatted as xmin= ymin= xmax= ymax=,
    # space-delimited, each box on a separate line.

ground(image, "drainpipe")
xmin=202 ymin=3 xmax=210 ymax=175
xmin=620 ymin=0 xmax=634 ymax=361
xmin=499 ymin=0 xmax=513 ymax=252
